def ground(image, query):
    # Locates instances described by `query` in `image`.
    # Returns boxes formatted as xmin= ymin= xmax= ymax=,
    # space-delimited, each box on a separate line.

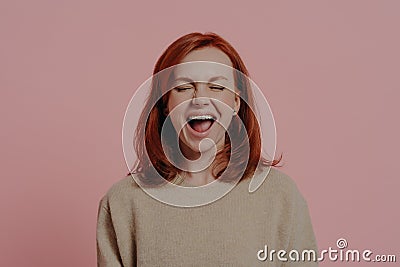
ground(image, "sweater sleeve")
xmin=283 ymin=188 xmax=319 ymax=267
xmin=96 ymin=196 xmax=123 ymax=267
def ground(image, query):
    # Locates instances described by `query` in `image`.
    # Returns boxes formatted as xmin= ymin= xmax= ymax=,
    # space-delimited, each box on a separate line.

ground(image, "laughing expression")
xmin=166 ymin=47 xmax=241 ymax=158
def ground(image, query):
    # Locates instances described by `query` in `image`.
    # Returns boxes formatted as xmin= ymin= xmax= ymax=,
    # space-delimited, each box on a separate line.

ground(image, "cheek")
xmin=167 ymin=93 xmax=186 ymax=112
xmin=217 ymin=93 xmax=236 ymax=110
xmin=166 ymin=97 xmax=188 ymax=131
xmin=167 ymin=97 xmax=185 ymax=117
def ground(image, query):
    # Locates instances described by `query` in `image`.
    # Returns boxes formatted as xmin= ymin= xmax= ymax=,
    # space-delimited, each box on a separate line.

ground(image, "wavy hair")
xmin=131 ymin=32 xmax=282 ymax=186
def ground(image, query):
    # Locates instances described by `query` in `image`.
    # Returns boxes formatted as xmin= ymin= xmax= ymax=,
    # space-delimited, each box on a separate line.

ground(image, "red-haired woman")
xmin=97 ymin=32 xmax=318 ymax=266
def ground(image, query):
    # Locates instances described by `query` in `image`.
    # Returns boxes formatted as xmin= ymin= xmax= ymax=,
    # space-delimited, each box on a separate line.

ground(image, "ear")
xmin=234 ymin=91 xmax=241 ymax=114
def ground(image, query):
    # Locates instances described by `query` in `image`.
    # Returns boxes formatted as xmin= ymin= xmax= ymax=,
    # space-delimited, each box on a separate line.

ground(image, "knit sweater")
xmin=96 ymin=168 xmax=318 ymax=266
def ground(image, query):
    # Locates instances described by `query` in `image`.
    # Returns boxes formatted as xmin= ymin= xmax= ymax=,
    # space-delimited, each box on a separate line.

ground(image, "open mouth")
xmin=187 ymin=115 xmax=216 ymax=133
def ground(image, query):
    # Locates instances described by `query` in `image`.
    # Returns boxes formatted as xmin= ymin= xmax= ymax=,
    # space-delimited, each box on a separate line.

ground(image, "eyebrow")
xmin=174 ymin=76 xmax=228 ymax=83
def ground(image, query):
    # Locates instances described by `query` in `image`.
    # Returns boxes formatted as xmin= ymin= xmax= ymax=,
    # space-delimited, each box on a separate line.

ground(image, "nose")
xmin=191 ymin=83 xmax=211 ymax=106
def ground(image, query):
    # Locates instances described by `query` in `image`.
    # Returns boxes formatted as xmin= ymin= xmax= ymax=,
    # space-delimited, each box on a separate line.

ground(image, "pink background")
xmin=1 ymin=1 xmax=399 ymax=266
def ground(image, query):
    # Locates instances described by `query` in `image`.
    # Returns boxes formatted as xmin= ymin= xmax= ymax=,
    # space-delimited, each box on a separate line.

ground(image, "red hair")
xmin=131 ymin=32 xmax=282 ymax=185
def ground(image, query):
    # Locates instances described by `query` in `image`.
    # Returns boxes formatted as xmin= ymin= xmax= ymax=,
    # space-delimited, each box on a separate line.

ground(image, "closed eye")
xmin=209 ymin=85 xmax=225 ymax=91
xmin=174 ymin=85 xmax=194 ymax=92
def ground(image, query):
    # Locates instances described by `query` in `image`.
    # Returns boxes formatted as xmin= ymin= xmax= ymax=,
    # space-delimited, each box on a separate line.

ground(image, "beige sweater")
xmin=96 ymin=168 xmax=318 ymax=266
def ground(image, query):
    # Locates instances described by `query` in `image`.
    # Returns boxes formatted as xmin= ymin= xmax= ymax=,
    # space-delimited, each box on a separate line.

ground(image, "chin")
xmin=181 ymin=139 xmax=210 ymax=154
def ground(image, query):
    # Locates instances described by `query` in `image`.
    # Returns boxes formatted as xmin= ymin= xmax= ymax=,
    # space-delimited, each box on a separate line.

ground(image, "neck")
xmin=182 ymin=169 xmax=215 ymax=187
xmin=178 ymin=142 xmax=217 ymax=187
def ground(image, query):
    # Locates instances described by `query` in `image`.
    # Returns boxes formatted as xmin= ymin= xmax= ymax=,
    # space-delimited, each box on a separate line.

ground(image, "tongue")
xmin=191 ymin=120 xmax=212 ymax=133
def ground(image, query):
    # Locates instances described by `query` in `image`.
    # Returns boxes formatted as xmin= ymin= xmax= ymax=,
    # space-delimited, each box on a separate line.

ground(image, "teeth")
xmin=187 ymin=115 xmax=215 ymax=121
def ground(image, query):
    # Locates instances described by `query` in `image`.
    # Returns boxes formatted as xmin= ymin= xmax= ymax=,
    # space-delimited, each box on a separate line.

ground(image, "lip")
xmin=187 ymin=114 xmax=216 ymax=121
xmin=185 ymin=120 xmax=214 ymax=138
xmin=186 ymin=110 xmax=218 ymax=122
xmin=184 ymin=109 xmax=219 ymax=138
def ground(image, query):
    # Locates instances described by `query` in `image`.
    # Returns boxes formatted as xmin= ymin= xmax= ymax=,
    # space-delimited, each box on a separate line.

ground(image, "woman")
xmin=97 ymin=32 xmax=318 ymax=266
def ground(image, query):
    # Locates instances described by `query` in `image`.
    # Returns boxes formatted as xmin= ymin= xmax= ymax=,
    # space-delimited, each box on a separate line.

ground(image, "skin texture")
xmin=166 ymin=47 xmax=241 ymax=186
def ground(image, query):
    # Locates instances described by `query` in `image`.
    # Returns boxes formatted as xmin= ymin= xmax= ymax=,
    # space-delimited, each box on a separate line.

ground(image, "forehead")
xmin=181 ymin=47 xmax=232 ymax=66
xmin=173 ymin=47 xmax=234 ymax=82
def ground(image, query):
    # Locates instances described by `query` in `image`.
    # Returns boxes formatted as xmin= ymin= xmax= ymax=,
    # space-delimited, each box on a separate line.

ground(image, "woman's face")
xmin=166 ymin=47 xmax=240 ymax=157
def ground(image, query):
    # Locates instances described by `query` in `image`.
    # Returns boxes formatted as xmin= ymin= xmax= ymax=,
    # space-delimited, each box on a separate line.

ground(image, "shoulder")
xmin=98 ymin=174 xmax=148 ymax=211
xmin=247 ymin=168 xmax=314 ymax=233
xmin=252 ymin=167 xmax=301 ymax=195
xmin=249 ymin=167 xmax=309 ymax=209
xmin=107 ymin=175 xmax=139 ymax=196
